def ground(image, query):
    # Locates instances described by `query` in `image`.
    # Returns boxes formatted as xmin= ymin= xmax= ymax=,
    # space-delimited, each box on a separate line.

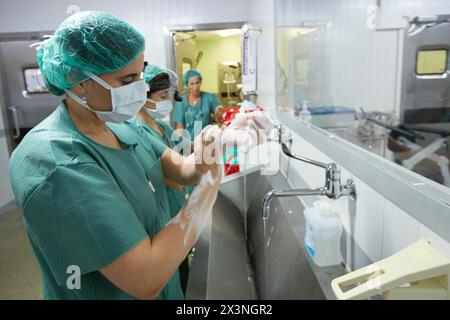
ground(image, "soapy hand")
xmin=168 ymin=154 xmax=222 ymax=245
xmin=193 ymin=125 xmax=223 ymax=176
xmin=166 ymin=112 xmax=274 ymax=246
xmin=221 ymin=111 xmax=274 ymax=153
xmin=191 ymin=112 xmax=274 ymax=176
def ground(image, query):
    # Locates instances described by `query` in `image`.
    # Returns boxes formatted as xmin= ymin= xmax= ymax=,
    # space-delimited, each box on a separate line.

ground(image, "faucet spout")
xmin=262 ymin=187 xmax=326 ymax=219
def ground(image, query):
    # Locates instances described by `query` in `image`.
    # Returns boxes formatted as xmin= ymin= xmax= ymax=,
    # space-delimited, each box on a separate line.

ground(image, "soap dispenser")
xmin=303 ymin=201 xmax=343 ymax=267
xmin=299 ymin=100 xmax=312 ymax=124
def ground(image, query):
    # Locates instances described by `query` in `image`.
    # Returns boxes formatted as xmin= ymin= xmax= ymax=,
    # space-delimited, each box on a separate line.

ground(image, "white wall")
xmin=0 ymin=0 xmax=276 ymax=105
xmin=0 ymin=0 xmax=251 ymax=67
xmin=249 ymin=0 xmax=276 ymax=114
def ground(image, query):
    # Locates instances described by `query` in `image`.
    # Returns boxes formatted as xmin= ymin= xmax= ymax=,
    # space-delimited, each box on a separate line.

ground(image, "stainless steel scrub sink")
xmin=185 ymin=168 xmax=347 ymax=300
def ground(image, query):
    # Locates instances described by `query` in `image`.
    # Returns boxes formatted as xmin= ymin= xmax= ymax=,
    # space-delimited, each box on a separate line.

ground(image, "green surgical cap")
xmin=37 ymin=11 xmax=145 ymax=96
xmin=183 ymin=69 xmax=202 ymax=86
xmin=143 ymin=64 xmax=164 ymax=83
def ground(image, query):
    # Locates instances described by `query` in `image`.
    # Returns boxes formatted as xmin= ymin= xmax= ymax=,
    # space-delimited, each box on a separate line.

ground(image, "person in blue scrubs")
xmin=8 ymin=11 xmax=221 ymax=300
xmin=173 ymin=69 xmax=225 ymax=140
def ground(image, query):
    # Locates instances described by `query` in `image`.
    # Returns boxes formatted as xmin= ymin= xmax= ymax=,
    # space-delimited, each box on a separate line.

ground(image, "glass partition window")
xmin=275 ymin=0 xmax=450 ymax=190
xmin=23 ymin=67 xmax=49 ymax=94
xmin=416 ymin=49 xmax=448 ymax=76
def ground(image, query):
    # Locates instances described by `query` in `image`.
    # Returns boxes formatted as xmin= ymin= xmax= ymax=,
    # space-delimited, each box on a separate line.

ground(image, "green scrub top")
xmin=173 ymin=91 xmax=221 ymax=140
xmin=127 ymin=117 xmax=192 ymax=218
xmin=9 ymin=103 xmax=183 ymax=300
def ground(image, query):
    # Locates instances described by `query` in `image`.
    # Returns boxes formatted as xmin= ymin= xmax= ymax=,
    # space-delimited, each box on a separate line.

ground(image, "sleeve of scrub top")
xmin=172 ymin=100 xmax=186 ymax=126
xmin=210 ymin=93 xmax=221 ymax=113
xmin=22 ymin=163 xmax=149 ymax=286
xmin=159 ymin=120 xmax=191 ymax=145
xmin=131 ymin=123 xmax=169 ymax=158
xmin=149 ymin=135 xmax=169 ymax=158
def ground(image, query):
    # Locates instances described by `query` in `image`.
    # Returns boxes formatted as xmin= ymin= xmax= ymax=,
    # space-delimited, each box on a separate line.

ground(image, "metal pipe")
xmin=281 ymin=142 xmax=328 ymax=169
xmin=261 ymin=123 xmax=356 ymax=219
xmin=261 ymin=187 xmax=326 ymax=219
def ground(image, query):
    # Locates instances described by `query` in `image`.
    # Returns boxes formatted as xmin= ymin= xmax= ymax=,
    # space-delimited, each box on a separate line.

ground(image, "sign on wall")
xmin=241 ymin=23 xmax=259 ymax=93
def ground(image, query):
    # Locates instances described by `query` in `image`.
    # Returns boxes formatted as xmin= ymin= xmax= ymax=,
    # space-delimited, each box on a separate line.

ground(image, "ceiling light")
xmin=216 ymin=29 xmax=241 ymax=37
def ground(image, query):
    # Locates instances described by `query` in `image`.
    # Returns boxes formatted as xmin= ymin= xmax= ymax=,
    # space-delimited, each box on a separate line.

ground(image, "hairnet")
xmin=183 ymin=69 xmax=202 ymax=86
xmin=37 ymin=11 xmax=145 ymax=96
xmin=144 ymin=64 xmax=182 ymax=101
xmin=143 ymin=64 xmax=165 ymax=83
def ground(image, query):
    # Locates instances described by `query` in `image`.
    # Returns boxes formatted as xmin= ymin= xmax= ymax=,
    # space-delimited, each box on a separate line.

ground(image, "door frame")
xmin=0 ymin=31 xmax=54 ymax=152
xmin=399 ymin=16 xmax=450 ymax=124
xmin=165 ymin=22 xmax=246 ymax=74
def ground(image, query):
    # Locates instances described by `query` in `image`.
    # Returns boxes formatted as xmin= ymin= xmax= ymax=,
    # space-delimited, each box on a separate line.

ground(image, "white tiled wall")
xmin=0 ymin=0 xmax=276 ymax=108
xmin=0 ymin=0 xmax=277 ymax=206
xmin=0 ymin=0 xmax=278 ymax=101
xmin=283 ymin=127 xmax=450 ymax=268
xmin=0 ymin=0 xmax=252 ymax=67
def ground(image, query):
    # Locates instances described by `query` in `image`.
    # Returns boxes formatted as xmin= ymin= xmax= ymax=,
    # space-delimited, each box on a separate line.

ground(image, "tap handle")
xmin=343 ymin=178 xmax=357 ymax=200
xmin=275 ymin=123 xmax=284 ymax=143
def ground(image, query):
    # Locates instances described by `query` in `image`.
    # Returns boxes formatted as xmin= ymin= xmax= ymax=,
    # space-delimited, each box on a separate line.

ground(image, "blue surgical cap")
xmin=183 ymin=69 xmax=202 ymax=86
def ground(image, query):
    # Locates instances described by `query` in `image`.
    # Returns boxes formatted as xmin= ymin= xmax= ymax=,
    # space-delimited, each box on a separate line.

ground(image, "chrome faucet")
xmin=261 ymin=123 xmax=357 ymax=219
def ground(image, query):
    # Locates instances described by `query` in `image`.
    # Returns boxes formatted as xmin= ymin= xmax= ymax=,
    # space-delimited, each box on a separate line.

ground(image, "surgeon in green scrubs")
xmin=127 ymin=64 xmax=192 ymax=294
xmin=173 ymin=69 xmax=225 ymax=140
xmin=8 ymin=11 xmax=221 ymax=300
xmin=130 ymin=64 xmax=191 ymax=218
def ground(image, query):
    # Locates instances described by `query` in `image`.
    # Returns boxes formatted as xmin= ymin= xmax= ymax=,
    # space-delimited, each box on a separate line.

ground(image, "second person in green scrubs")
xmin=130 ymin=64 xmax=192 ymax=218
xmin=126 ymin=64 xmax=193 ymax=294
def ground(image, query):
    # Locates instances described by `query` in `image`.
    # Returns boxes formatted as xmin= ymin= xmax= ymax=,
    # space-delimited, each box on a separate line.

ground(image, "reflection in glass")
xmin=416 ymin=49 xmax=448 ymax=76
xmin=23 ymin=68 xmax=49 ymax=94
xmin=274 ymin=0 xmax=450 ymax=189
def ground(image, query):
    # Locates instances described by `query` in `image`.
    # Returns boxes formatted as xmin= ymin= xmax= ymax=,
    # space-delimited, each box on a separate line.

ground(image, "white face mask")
xmin=65 ymin=71 xmax=147 ymax=124
xmin=146 ymin=98 xmax=173 ymax=119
